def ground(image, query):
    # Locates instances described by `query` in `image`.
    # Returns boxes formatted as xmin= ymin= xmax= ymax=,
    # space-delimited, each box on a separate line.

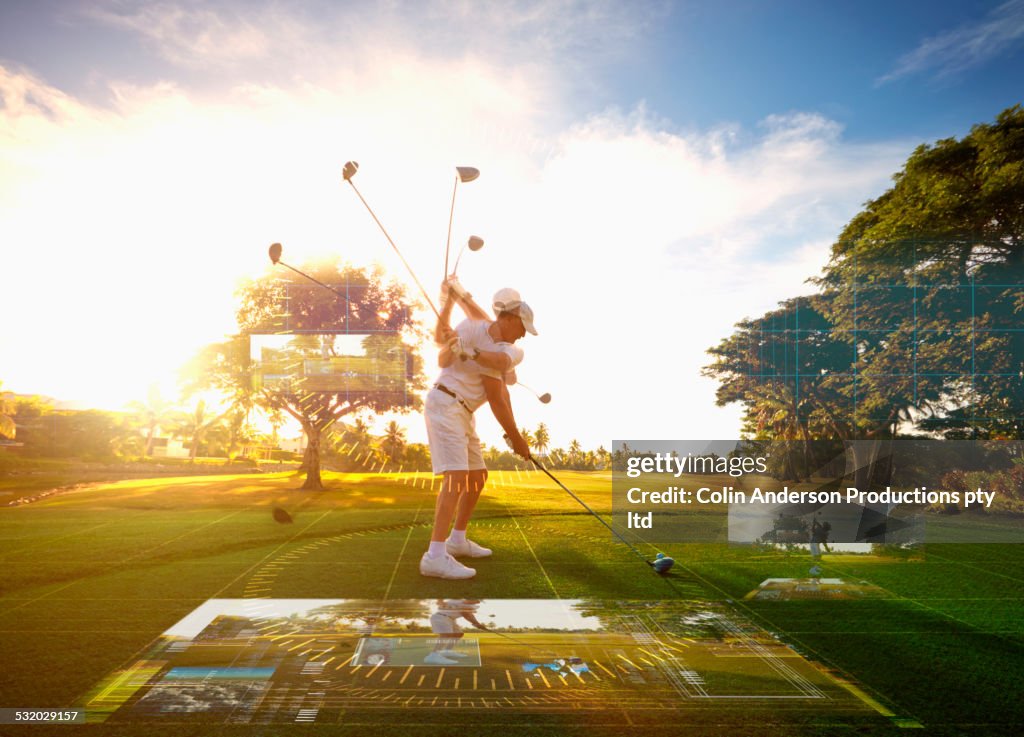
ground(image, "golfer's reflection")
xmin=424 ymin=599 xmax=485 ymax=665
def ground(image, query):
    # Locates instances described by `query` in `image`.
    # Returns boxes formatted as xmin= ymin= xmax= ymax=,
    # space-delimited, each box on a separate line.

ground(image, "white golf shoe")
xmin=445 ymin=538 xmax=492 ymax=558
xmin=442 ymin=650 xmax=471 ymax=658
xmin=420 ymin=552 xmax=476 ymax=579
xmin=424 ymin=651 xmax=459 ymax=665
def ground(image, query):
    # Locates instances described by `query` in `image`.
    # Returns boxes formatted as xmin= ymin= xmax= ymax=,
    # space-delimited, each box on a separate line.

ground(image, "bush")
xmin=939 ymin=467 xmax=1024 ymax=514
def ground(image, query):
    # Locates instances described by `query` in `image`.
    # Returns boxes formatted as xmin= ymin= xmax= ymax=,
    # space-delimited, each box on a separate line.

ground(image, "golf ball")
xmin=652 ymin=556 xmax=674 ymax=573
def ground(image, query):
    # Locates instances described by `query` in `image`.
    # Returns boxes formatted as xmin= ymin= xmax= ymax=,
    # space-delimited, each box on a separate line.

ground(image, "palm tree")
xmin=519 ymin=427 xmax=534 ymax=450
xmin=223 ymin=406 xmax=256 ymax=458
xmin=0 ymin=382 xmax=16 ymax=440
xmin=126 ymin=386 xmax=178 ymax=456
xmin=346 ymin=417 xmax=371 ymax=448
xmin=568 ymin=439 xmax=584 ymax=469
xmin=174 ymin=399 xmax=226 ymax=460
xmin=534 ymin=423 xmax=550 ymax=457
xmin=382 ymin=420 xmax=406 ymax=464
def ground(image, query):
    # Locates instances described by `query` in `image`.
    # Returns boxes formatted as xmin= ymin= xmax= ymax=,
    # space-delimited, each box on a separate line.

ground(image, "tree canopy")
xmin=236 ymin=258 xmax=426 ymax=489
xmin=707 ymin=105 xmax=1024 ymax=448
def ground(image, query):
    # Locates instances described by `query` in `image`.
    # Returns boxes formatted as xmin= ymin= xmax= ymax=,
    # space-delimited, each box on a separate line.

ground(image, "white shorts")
xmin=425 ymin=387 xmax=485 ymax=475
xmin=429 ymin=612 xmax=462 ymax=635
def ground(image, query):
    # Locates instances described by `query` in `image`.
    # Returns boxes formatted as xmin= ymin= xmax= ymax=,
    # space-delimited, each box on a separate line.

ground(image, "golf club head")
xmin=468 ymin=235 xmax=484 ymax=251
xmin=539 ymin=393 xmax=552 ymax=404
xmin=342 ymin=160 xmax=359 ymax=181
xmin=652 ymin=553 xmax=674 ymax=574
xmin=268 ymin=242 xmax=283 ymax=265
xmin=456 ymin=166 xmax=480 ymax=183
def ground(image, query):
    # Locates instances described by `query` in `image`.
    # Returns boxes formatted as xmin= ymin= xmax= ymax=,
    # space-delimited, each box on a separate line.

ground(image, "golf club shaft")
xmin=484 ymin=628 xmax=560 ymax=656
xmin=452 ymin=237 xmax=483 ymax=278
xmin=279 ymin=262 xmax=351 ymax=303
xmin=444 ymin=176 xmax=458 ymax=277
xmin=529 ymin=458 xmax=653 ymax=567
xmin=517 ymin=382 xmax=544 ymax=400
xmin=452 ymin=241 xmax=467 ymax=275
xmin=345 ymin=180 xmax=441 ymax=320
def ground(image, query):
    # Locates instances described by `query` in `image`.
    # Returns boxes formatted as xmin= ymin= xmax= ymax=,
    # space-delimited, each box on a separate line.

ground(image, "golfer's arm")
xmin=434 ymin=297 xmax=456 ymax=345
xmin=482 ymin=375 xmax=518 ymax=438
xmin=474 ymin=350 xmax=512 ymax=372
xmin=454 ymin=292 xmax=489 ymax=321
xmin=436 ymin=299 xmax=457 ymax=367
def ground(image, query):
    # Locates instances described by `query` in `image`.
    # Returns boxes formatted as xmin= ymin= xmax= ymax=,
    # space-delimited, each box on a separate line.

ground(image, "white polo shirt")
xmin=435 ymin=319 xmax=523 ymax=412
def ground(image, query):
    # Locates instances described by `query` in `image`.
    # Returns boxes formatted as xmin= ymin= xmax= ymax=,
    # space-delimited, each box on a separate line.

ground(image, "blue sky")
xmin=629 ymin=1 xmax=1024 ymax=141
xmin=4 ymin=0 xmax=1021 ymax=139
xmin=1 ymin=1 xmax=1022 ymax=448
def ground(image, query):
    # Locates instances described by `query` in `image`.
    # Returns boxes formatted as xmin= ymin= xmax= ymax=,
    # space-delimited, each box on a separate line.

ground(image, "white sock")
xmin=428 ymin=541 xmax=447 ymax=558
xmin=448 ymin=529 xmax=467 ymax=545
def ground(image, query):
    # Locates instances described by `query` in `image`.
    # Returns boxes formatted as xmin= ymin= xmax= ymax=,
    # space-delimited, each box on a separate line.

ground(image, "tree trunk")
xmin=144 ymin=423 xmax=156 ymax=457
xmin=302 ymin=423 xmax=324 ymax=490
xmin=847 ymin=439 xmax=881 ymax=492
xmin=782 ymin=443 xmax=799 ymax=482
xmin=799 ymin=423 xmax=817 ymax=480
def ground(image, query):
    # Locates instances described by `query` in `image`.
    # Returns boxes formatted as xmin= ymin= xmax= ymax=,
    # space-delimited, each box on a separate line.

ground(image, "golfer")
xmin=424 ymin=598 xmax=486 ymax=665
xmin=420 ymin=278 xmax=535 ymax=579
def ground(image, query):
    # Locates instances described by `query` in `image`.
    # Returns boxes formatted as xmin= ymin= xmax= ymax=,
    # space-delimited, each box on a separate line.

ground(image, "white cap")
xmin=492 ymin=287 xmax=537 ymax=335
xmin=492 ymin=288 xmax=521 ymax=313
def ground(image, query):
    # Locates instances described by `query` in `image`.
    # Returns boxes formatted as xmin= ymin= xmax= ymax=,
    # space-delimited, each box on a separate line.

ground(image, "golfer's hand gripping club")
xmin=444 ymin=275 xmax=471 ymax=302
xmin=502 ymin=432 xmax=532 ymax=461
xmin=447 ymin=335 xmax=471 ymax=362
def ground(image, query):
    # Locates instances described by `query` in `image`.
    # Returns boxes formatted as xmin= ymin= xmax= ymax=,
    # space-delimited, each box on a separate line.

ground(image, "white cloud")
xmin=84 ymin=1 xmax=285 ymax=68
xmin=82 ymin=0 xmax=664 ymax=83
xmin=1 ymin=4 xmax=912 ymax=450
xmin=878 ymin=0 xmax=1024 ymax=84
xmin=457 ymin=108 xmax=908 ymax=447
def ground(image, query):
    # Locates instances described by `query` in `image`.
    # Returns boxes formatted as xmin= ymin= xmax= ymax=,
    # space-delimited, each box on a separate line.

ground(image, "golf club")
xmin=451 ymin=235 xmax=484 ymax=276
xmin=341 ymin=161 xmax=442 ymax=320
xmin=445 ymin=166 xmax=480 ymax=277
xmin=526 ymin=453 xmax=675 ymax=574
xmin=267 ymin=243 xmax=353 ymax=305
xmin=516 ymin=382 xmax=552 ymax=404
xmin=480 ymin=626 xmax=561 ymax=656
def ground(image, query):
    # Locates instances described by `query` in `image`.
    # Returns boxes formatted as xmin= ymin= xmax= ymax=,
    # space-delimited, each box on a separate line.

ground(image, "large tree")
xmin=237 ymin=259 xmax=425 ymax=489
xmin=706 ymin=106 xmax=1024 ymax=485
xmin=704 ymin=296 xmax=856 ymax=481
xmin=816 ymin=104 xmax=1024 ymax=439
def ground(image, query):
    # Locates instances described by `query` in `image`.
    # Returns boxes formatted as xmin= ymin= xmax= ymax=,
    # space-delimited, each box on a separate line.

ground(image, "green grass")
xmin=0 ymin=469 xmax=1021 ymax=736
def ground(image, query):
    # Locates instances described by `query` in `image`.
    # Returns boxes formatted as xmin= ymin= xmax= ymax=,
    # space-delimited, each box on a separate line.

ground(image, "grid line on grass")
xmin=0 ymin=509 xmax=244 ymax=619
xmin=210 ymin=509 xmax=334 ymax=599
xmin=497 ymin=494 xmax=560 ymax=599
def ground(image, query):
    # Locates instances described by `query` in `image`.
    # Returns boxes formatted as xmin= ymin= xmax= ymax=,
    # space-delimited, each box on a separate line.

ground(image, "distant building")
xmin=149 ymin=436 xmax=190 ymax=459
xmin=280 ymin=436 xmax=307 ymax=454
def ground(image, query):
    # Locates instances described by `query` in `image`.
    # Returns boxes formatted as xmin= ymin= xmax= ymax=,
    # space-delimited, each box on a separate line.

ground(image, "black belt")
xmin=435 ymin=383 xmax=472 ymax=413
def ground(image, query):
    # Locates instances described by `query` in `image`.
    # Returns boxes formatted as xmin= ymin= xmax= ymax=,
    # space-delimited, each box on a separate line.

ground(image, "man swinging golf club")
xmin=420 ymin=279 xmax=536 ymax=579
